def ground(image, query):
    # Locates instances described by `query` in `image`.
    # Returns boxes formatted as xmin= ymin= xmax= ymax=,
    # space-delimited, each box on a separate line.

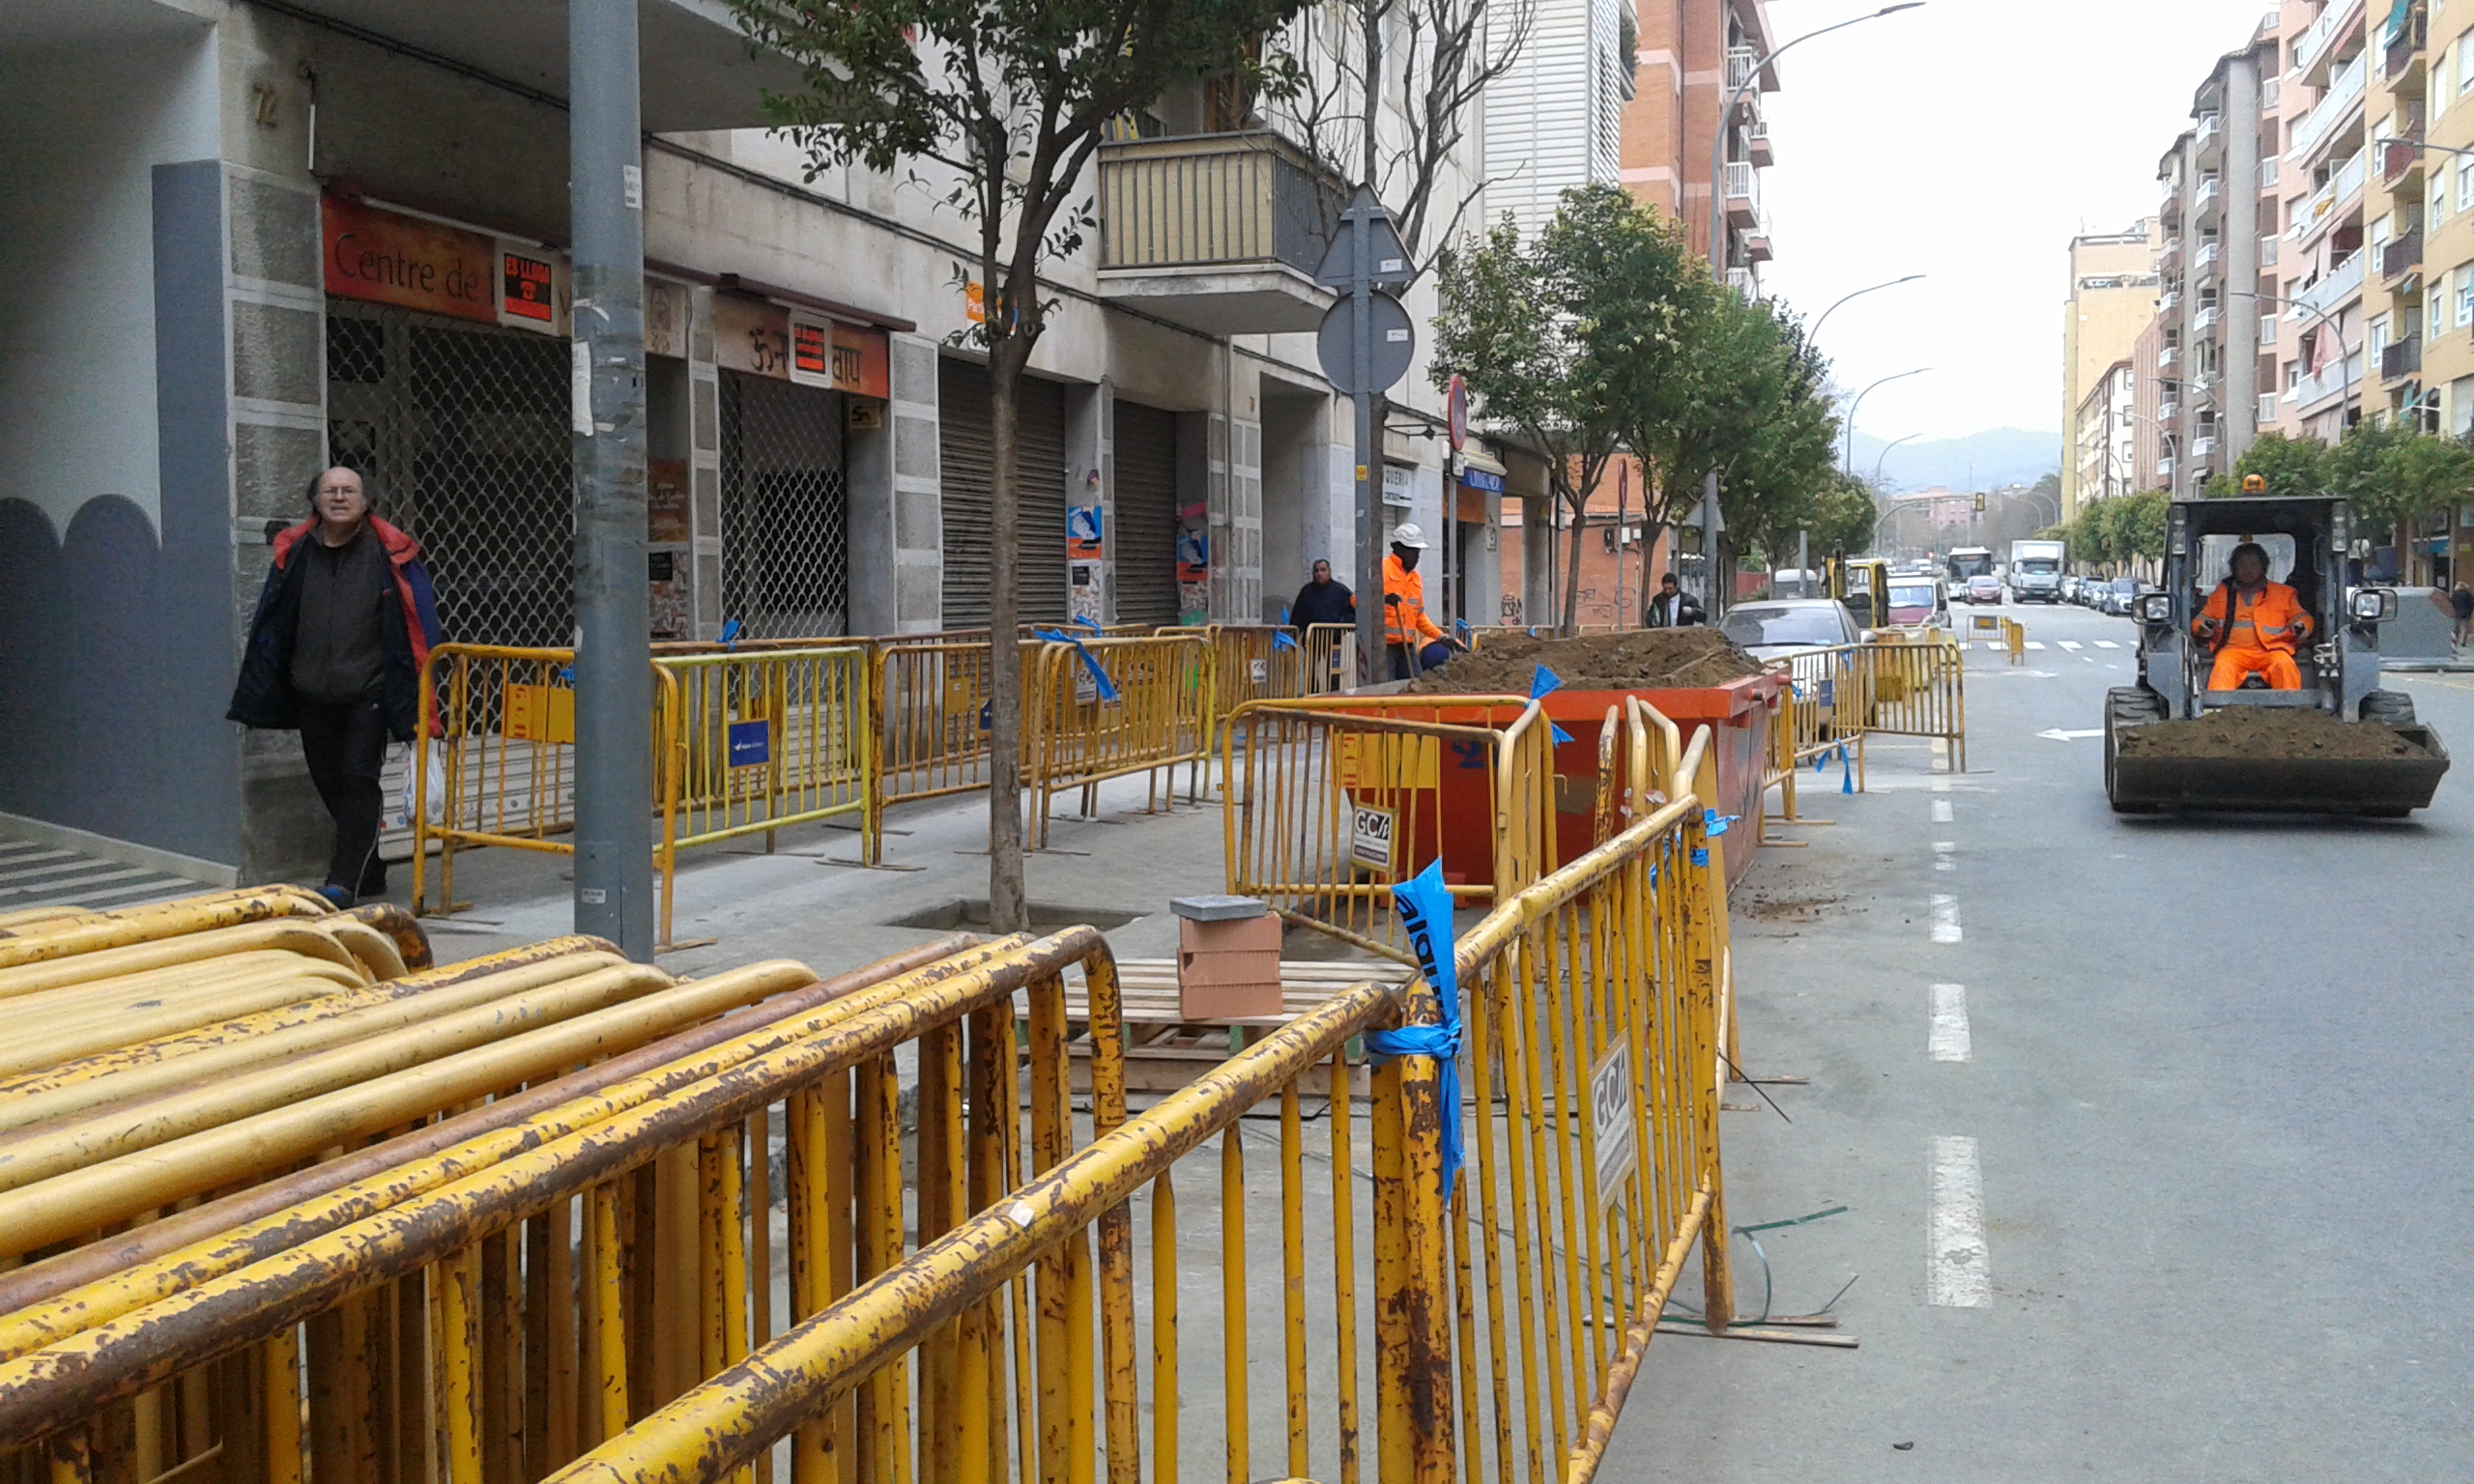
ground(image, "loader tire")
xmin=2362 ymin=690 xmax=2416 ymax=727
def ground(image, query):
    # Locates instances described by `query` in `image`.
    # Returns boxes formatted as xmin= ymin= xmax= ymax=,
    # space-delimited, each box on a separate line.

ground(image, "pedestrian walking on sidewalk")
xmin=228 ymin=467 xmax=443 ymax=907
xmin=2452 ymin=582 xmax=2472 ymax=648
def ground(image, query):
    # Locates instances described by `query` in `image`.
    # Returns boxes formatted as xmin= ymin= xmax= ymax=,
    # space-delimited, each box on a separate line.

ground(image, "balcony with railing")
xmin=2162 ymin=399 xmax=2181 ymax=421
xmin=2385 ymin=2 xmax=2429 ymax=85
xmin=2292 ymin=0 xmax=2365 ymax=86
xmin=1094 ymin=130 xmax=1340 ymax=333
xmin=1726 ymin=45 xmax=1764 ymax=94
xmin=2194 ymin=302 xmax=2222 ymax=334
xmin=2160 ymin=344 xmax=2181 ymax=371
xmin=2158 ymin=456 xmax=2176 ymax=480
xmin=1744 ymin=212 xmax=1773 ymax=264
xmin=2198 ymin=112 xmax=2225 ymax=165
xmin=2382 ymin=229 xmax=2423 ymax=281
xmin=2383 ymin=335 xmax=2423 ymax=380
xmin=1724 ymin=160 xmax=1761 ymax=227
xmin=1748 ymin=118 xmax=1773 ymax=167
xmin=1726 ymin=267 xmax=1757 ymax=300
xmin=2287 ymin=351 xmax=2363 ymax=411
xmin=2196 ymin=174 xmax=2224 ymax=226
xmin=2294 ymin=248 xmax=2367 ymax=322
xmin=2161 ymin=173 xmax=2185 ymax=222
xmin=2159 ymin=287 xmax=2182 ymax=315
xmin=2291 ymin=149 xmax=2368 ymax=243
xmin=2192 ymin=434 xmax=2220 ymax=460
xmin=2291 ymin=50 xmax=2369 ymax=163
xmin=2195 ymin=239 xmax=2223 ymax=279
xmin=2382 ymin=134 xmax=2425 ymax=186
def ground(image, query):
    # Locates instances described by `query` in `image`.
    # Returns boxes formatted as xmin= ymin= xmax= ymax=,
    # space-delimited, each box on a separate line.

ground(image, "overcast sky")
xmin=1756 ymin=0 xmax=2281 ymax=444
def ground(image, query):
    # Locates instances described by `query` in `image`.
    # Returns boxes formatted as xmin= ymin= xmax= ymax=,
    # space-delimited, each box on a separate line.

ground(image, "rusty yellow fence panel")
xmin=515 ymin=726 xmax=1736 ymax=1484
xmin=1221 ymin=695 xmax=1555 ymax=959
xmin=413 ymin=643 xmax=611 ymax=923
xmin=0 ymin=929 xmax=1119 ymax=1484
xmin=1024 ymin=632 xmax=1215 ymax=846
xmin=872 ymin=639 xmax=1045 ymax=806
xmin=1302 ymin=621 xmax=1355 ymax=693
xmin=1859 ymin=634 xmax=1968 ymax=771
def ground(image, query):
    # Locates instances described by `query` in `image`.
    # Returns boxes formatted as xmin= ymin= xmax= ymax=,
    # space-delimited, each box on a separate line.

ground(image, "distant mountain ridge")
xmin=1848 ymin=429 xmax=2062 ymax=495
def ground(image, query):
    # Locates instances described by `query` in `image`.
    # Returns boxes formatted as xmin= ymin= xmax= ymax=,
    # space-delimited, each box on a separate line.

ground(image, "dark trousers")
xmin=297 ymin=696 xmax=389 ymax=899
xmin=1390 ymin=641 xmax=1454 ymax=679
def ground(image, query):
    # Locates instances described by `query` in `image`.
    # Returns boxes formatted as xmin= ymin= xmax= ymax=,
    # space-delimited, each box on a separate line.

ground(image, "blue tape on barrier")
xmin=1364 ymin=861 xmax=1464 ymax=1199
xmin=1530 ymin=666 xmax=1563 ymax=701
xmin=1704 ymin=811 xmax=1737 ymax=838
xmin=1691 ymin=847 xmax=1710 ymax=868
xmin=1031 ymin=629 xmax=1122 ymax=702
xmin=1273 ymin=630 xmax=1298 ymax=651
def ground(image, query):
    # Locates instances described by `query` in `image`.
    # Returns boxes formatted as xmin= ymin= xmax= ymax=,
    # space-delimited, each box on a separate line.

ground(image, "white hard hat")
xmin=1391 ymin=523 xmax=1430 ymax=550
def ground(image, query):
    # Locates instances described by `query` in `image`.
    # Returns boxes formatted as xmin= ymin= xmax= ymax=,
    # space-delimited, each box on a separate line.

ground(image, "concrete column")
xmin=686 ymin=289 xmax=724 ymax=639
xmin=885 ymin=334 xmax=943 ymax=631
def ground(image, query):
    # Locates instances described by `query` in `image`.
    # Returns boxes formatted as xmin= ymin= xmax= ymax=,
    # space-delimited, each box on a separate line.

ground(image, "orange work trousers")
xmin=2207 ymin=645 xmax=2301 ymax=691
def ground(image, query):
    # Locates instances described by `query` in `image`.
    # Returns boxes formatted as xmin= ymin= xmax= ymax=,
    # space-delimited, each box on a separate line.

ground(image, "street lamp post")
xmin=1843 ymin=367 xmax=1931 ymax=474
xmin=1872 ymin=432 xmax=1921 ymax=490
xmin=1699 ymin=1 xmax=1925 ymax=613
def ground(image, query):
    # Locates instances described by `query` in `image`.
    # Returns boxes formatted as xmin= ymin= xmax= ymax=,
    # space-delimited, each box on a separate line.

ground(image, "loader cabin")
xmin=2134 ymin=493 xmax=2390 ymax=720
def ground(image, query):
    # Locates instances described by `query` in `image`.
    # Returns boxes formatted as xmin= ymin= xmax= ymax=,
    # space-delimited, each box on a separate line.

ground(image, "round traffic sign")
xmin=1447 ymin=373 xmax=1468 ymax=451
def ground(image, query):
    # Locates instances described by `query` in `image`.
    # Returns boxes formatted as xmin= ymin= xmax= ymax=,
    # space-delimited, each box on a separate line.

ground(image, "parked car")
xmin=2078 ymin=577 xmax=2111 ymax=609
xmin=1964 ymin=574 xmax=2003 ymax=605
xmin=2101 ymin=577 xmax=2140 ymax=614
xmin=1717 ymin=599 xmax=1867 ymax=664
xmin=2060 ymin=575 xmax=2081 ymax=603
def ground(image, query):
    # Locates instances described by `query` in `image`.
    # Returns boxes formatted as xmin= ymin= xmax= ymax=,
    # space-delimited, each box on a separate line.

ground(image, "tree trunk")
xmin=987 ymin=338 xmax=1032 ymax=933
xmin=1560 ymin=489 xmax=1587 ymax=635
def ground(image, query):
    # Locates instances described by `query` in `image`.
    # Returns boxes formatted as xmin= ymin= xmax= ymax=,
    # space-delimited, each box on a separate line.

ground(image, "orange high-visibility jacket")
xmin=1383 ymin=554 xmax=1446 ymax=646
xmin=2194 ymin=581 xmax=2314 ymax=652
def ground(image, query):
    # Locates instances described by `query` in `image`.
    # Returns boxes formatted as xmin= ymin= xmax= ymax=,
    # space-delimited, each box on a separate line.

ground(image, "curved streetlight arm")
xmin=2228 ymin=288 xmax=2352 ymax=430
xmin=1873 ymin=432 xmax=1921 ymax=488
xmin=1842 ymin=366 xmax=1932 ymax=473
xmin=1811 ymin=274 xmax=1926 ymax=344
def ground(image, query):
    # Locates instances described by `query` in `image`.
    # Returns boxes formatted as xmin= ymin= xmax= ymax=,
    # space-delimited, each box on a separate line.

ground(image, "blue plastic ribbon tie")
xmin=1529 ymin=666 xmax=1563 ymax=701
xmin=1273 ymin=631 xmax=1298 ymax=651
xmin=1364 ymin=861 xmax=1465 ymax=1199
xmin=1703 ymin=811 xmax=1737 ymax=838
xmin=1840 ymin=746 xmax=1856 ymax=795
xmin=1073 ymin=614 xmax=1102 ymax=633
xmin=719 ymin=618 xmax=742 ymax=651
xmin=1691 ymin=847 xmax=1710 ymax=868
xmin=1031 ymin=629 xmax=1121 ymax=702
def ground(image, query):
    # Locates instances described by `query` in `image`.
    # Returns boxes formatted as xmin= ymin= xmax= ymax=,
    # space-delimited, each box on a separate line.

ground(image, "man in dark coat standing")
xmin=1645 ymin=571 xmax=1706 ymax=628
xmin=229 ymin=467 xmax=444 ymax=906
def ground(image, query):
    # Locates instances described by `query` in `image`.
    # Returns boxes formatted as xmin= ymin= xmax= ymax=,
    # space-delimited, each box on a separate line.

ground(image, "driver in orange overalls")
xmin=2193 ymin=541 xmax=2315 ymax=691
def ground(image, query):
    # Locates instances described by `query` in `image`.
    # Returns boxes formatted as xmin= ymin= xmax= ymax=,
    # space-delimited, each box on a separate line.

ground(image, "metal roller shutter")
xmin=939 ymin=360 xmax=1070 ymax=628
xmin=1111 ymin=401 xmax=1181 ymax=627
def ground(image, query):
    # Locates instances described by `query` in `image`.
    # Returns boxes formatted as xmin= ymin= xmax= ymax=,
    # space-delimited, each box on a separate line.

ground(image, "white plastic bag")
xmin=396 ymin=743 xmax=448 ymax=828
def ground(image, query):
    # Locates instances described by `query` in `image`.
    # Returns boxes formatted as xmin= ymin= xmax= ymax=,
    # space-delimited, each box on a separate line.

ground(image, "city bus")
xmin=1944 ymin=546 xmax=1995 ymax=584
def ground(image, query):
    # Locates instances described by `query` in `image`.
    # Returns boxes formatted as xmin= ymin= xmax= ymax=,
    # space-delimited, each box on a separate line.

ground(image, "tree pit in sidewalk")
xmin=2114 ymin=706 xmax=2429 ymax=760
xmin=1405 ymin=629 xmax=1765 ymax=695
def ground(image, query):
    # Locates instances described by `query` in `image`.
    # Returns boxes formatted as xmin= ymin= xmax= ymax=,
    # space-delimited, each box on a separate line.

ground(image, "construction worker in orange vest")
xmin=1383 ymin=524 xmax=1461 ymax=679
xmin=2194 ymin=541 xmax=2315 ymax=691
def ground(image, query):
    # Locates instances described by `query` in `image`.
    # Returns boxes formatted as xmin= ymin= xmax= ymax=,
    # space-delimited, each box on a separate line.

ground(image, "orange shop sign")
xmin=323 ymin=196 xmax=496 ymax=324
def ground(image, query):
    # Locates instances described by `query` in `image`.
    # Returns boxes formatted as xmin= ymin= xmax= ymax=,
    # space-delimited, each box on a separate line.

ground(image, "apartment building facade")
xmin=2152 ymin=16 xmax=2285 ymax=497
xmin=1624 ymin=0 xmax=1776 ymax=300
xmin=2264 ymin=0 xmax=2371 ymax=443
xmin=0 ymin=0 xmax=1502 ymax=884
xmin=2073 ymin=358 xmax=2142 ymax=507
xmin=2060 ymin=221 xmax=2163 ymax=518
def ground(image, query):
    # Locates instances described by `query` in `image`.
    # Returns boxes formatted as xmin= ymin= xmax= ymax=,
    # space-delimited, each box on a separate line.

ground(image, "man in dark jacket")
xmin=1645 ymin=572 xmax=1705 ymax=628
xmin=1288 ymin=559 xmax=1355 ymax=628
xmin=229 ymin=467 xmax=443 ymax=906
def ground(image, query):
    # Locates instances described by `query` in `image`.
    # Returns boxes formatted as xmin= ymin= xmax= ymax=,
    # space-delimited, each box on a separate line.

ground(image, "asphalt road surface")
xmin=1608 ymin=597 xmax=2472 ymax=1481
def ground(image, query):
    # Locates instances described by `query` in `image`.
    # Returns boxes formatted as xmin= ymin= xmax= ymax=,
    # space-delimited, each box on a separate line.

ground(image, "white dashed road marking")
xmin=1931 ymin=799 xmax=1955 ymax=823
xmin=2025 ymin=641 xmax=2047 ymax=651
xmin=2095 ymin=640 xmax=2122 ymax=649
xmin=1933 ymin=841 xmax=1956 ymax=871
xmin=1929 ymin=1135 xmax=1991 ymax=1306
xmin=1930 ymin=983 xmax=1971 ymax=1061
xmin=1929 ymin=895 xmax=1962 ymax=943
xmin=2058 ymin=641 xmax=2083 ymax=651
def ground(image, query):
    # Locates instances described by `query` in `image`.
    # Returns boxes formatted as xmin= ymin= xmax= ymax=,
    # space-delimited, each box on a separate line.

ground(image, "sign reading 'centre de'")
xmin=322 ymin=196 xmax=497 ymax=325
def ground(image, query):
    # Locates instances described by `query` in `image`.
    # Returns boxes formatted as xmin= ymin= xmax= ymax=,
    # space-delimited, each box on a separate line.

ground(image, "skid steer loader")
xmin=2104 ymin=493 xmax=2450 ymax=816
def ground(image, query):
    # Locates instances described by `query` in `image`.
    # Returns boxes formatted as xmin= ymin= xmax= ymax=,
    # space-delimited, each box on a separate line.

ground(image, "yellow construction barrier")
xmin=2005 ymin=616 xmax=2028 ymax=665
xmin=1861 ymin=631 xmax=1969 ymax=771
xmin=1221 ymin=694 xmax=1556 ymax=959
xmin=660 ymin=644 xmax=878 ymax=923
xmin=1303 ymin=621 xmax=1355 ymax=693
xmin=1024 ymin=632 xmax=1214 ymax=845
xmin=417 ymin=642 xmax=877 ymax=944
xmin=873 ymin=639 xmax=1034 ymax=807
xmin=0 ymin=929 xmax=1116 ymax=1484
xmin=475 ymin=727 xmax=1738 ymax=1484
xmin=1762 ymin=638 xmax=1969 ymax=825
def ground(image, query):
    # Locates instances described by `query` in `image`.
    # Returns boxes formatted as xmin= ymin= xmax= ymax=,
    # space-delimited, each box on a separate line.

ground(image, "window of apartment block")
xmin=2455 ymin=376 xmax=2474 ymax=436
xmin=2432 ymin=285 xmax=2449 ymax=342
xmin=2371 ymin=315 xmax=2390 ymax=357
xmin=2458 ymin=157 xmax=2474 ymax=213
xmin=2461 ymin=31 xmax=2474 ymax=95
xmin=2458 ymin=266 xmax=2474 ymax=330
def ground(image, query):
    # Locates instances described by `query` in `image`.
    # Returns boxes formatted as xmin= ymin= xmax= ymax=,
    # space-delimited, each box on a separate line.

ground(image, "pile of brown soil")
xmin=2115 ymin=705 xmax=2428 ymax=760
xmin=1406 ymin=630 xmax=1766 ymax=696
